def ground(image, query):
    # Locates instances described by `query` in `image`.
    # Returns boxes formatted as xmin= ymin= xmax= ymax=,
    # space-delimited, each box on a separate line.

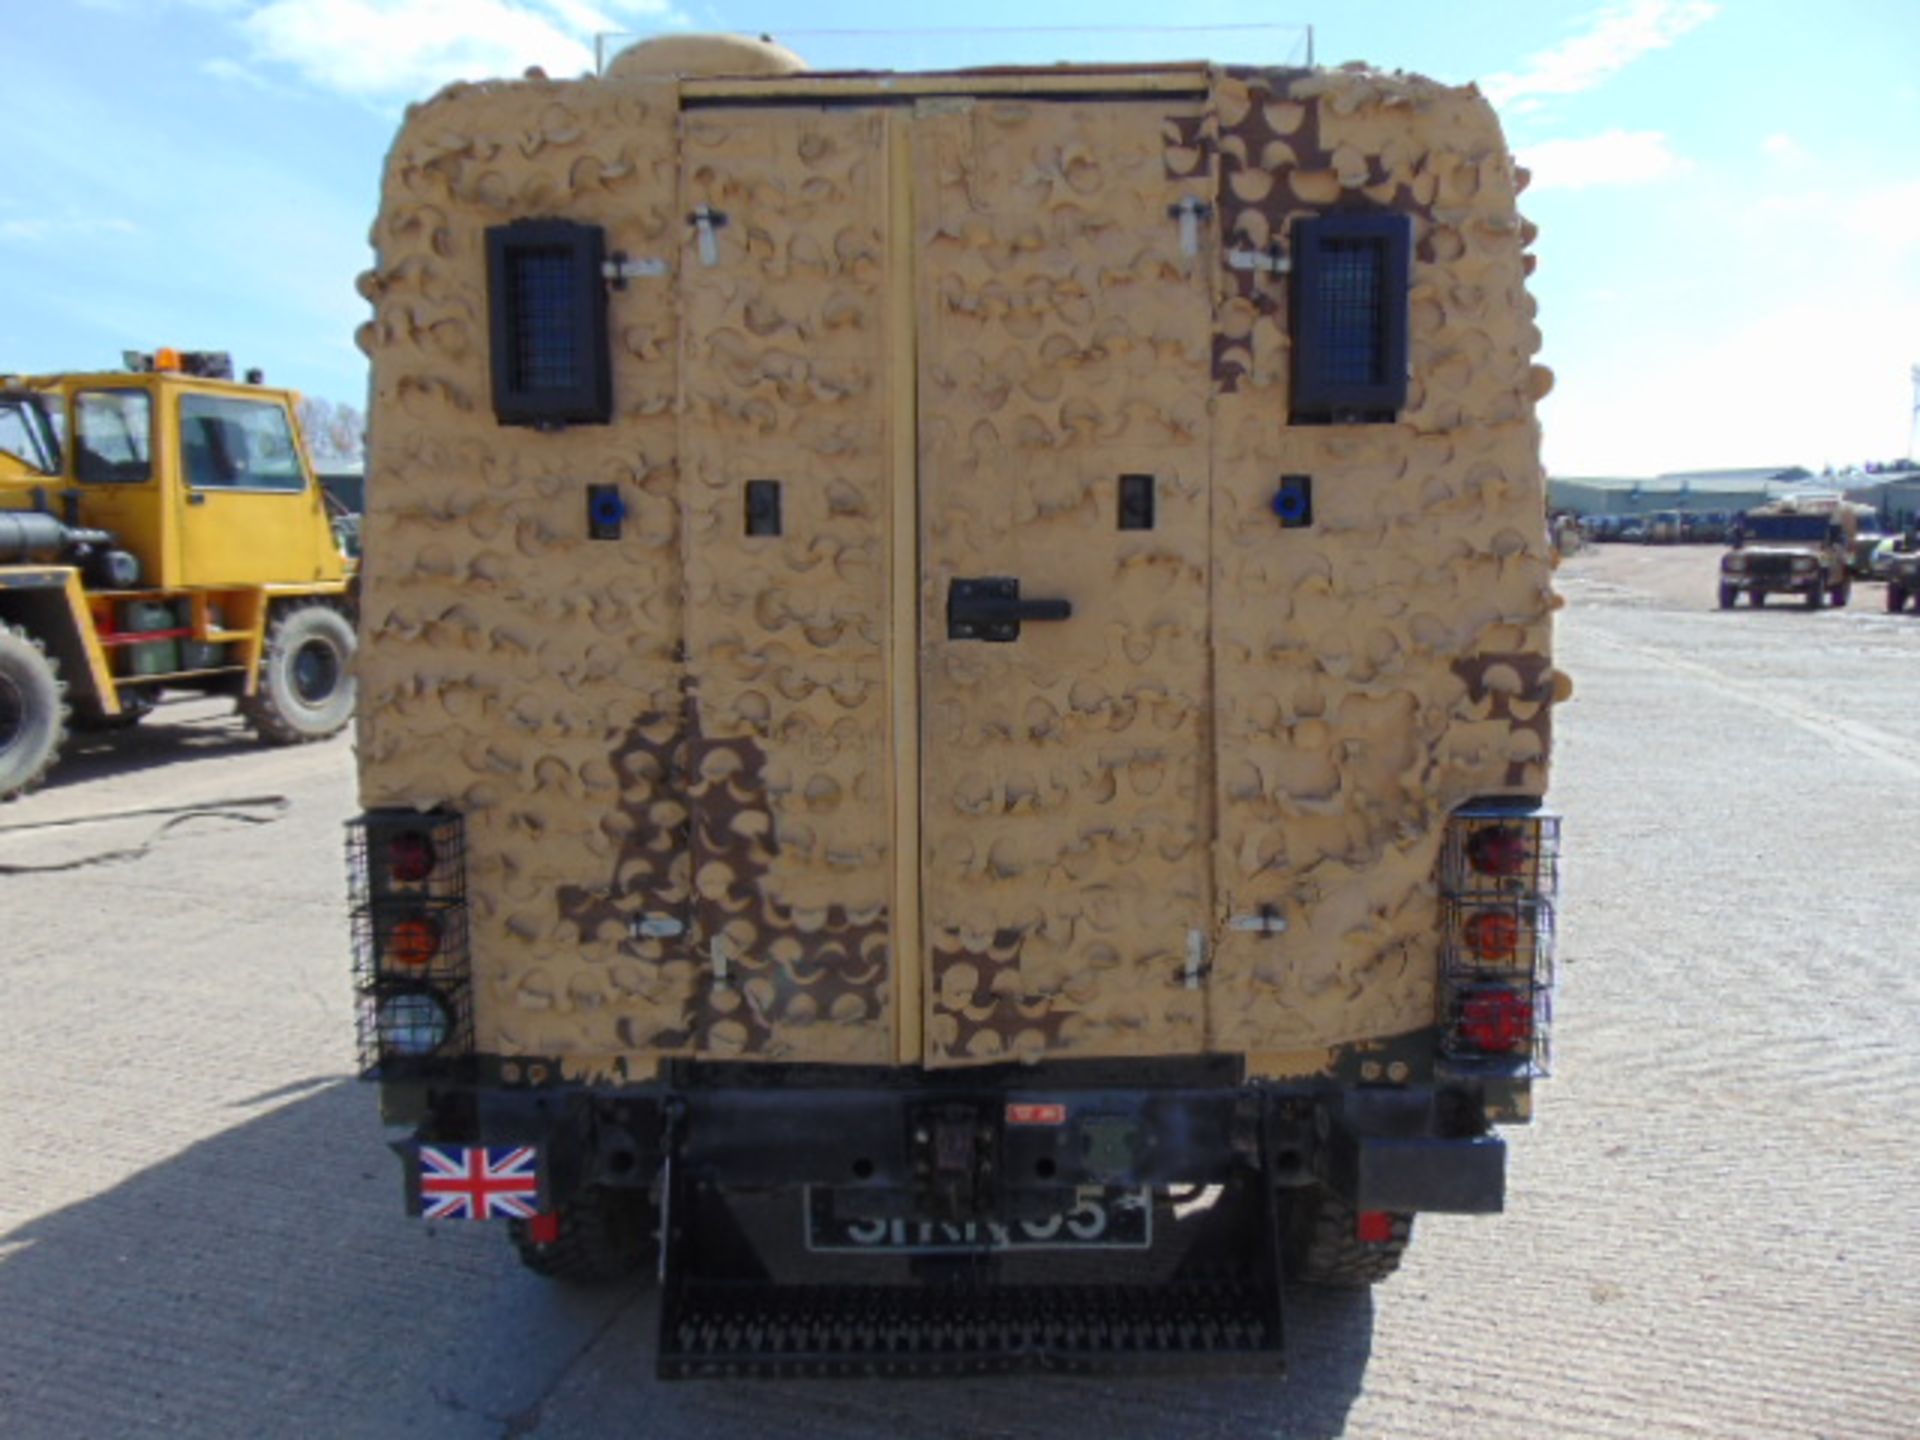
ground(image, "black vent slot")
xmin=1290 ymin=212 xmax=1411 ymax=425
xmin=745 ymin=480 xmax=782 ymax=536
xmin=485 ymin=219 xmax=612 ymax=428
xmin=1118 ymin=474 xmax=1155 ymax=531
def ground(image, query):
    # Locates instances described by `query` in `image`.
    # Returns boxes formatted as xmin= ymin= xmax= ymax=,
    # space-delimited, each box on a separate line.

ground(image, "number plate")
xmin=804 ymin=1187 xmax=1153 ymax=1254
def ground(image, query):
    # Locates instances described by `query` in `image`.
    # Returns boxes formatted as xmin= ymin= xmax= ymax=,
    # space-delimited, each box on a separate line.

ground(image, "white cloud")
xmin=0 ymin=216 xmax=139 ymax=242
xmin=1520 ymin=130 xmax=1691 ymax=190
xmin=201 ymin=56 xmax=288 ymax=94
xmin=1846 ymin=178 xmax=1920 ymax=243
xmin=1761 ymin=132 xmax=1808 ymax=165
xmin=1545 ymin=293 xmax=1920 ymax=474
xmin=1484 ymin=1 xmax=1720 ymax=113
xmin=239 ymin=0 xmax=673 ymax=101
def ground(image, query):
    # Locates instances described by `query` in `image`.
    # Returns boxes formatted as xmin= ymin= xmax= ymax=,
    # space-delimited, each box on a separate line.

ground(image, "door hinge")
xmin=1226 ymin=246 xmax=1291 ymax=275
xmin=1185 ymin=929 xmax=1209 ymax=990
xmin=1168 ymin=196 xmax=1213 ymax=258
xmin=690 ymin=206 xmax=728 ymax=268
xmin=602 ymin=252 xmax=670 ymax=287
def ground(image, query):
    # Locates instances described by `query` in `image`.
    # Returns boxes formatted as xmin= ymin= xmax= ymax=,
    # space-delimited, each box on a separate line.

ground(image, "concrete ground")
xmin=2 ymin=542 xmax=1917 ymax=1438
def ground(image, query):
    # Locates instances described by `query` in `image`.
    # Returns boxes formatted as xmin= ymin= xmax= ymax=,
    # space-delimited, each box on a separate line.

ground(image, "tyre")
xmin=1282 ymin=1187 xmax=1414 ymax=1288
xmin=509 ymin=1186 xmax=657 ymax=1284
xmin=1717 ymin=583 xmax=1736 ymax=610
xmin=1804 ymin=581 xmax=1823 ymax=610
xmin=1889 ymin=585 xmax=1908 ymax=614
xmin=0 ymin=625 xmax=67 ymax=800
xmin=1748 ymin=589 xmax=1765 ymax=607
xmin=240 ymin=603 xmax=356 ymax=744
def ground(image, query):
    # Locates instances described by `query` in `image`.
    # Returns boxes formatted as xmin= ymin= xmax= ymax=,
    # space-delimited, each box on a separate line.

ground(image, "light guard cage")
xmin=348 ymin=811 xmax=474 ymax=1080
xmin=1438 ymin=801 xmax=1561 ymax=1081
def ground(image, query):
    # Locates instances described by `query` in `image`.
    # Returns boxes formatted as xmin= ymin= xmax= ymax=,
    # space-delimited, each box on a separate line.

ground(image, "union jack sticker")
xmin=417 ymin=1145 xmax=541 ymax=1221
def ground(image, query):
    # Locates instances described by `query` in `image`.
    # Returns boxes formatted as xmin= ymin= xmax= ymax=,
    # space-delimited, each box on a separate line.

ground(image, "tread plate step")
xmin=658 ymin=1280 xmax=1284 ymax=1378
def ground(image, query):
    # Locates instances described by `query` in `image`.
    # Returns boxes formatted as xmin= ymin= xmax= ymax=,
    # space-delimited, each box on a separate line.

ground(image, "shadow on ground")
xmin=0 ymin=1084 xmax=1374 ymax=1440
xmin=46 ymin=704 xmax=264 ymax=791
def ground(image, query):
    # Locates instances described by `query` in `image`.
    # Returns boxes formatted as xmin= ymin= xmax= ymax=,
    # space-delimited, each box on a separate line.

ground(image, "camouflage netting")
xmin=357 ymin=57 xmax=1565 ymax=1075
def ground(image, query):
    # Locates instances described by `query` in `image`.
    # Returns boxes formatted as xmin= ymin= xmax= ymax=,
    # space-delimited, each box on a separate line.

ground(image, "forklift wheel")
xmin=241 ymin=603 xmax=356 ymax=744
xmin=0 ymin=625 xmax=68 ymax=800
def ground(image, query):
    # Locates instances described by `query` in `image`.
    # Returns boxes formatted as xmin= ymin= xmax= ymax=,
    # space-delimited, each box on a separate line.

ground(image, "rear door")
xmin=912 ymin=98 xmax=1219 ymax=1066
xmin=677 ymin=105 xmax=903 ymax=1063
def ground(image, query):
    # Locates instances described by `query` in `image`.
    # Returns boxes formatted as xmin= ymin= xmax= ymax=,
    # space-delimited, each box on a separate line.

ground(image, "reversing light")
xmin=388 ymin=916 xmax=441 ymax=968
xmin=377 ymin=989 xmax=451 ymax=1057
xmin=389 ymin=831 xmax=436 ymax=884
xmin=1466 ymin=825 xmax=1528 ymax=877
xmin=1458 ymin=987 xmax=1532 ymax=1055
xmin=1463 ymin=910 xmax=1520 ymax=963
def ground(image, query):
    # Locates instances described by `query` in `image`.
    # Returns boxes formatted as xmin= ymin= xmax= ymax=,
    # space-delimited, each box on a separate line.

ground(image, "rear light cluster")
xmin=348 ymin=811 xmax=472 ymax=1078
xmin=1437 ymin=800 xmax=1560 ymax=1078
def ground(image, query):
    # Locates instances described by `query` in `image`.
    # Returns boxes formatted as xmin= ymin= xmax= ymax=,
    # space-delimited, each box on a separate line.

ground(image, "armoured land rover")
xmin=1886 ymin=541 xmax=1920 ymax=613
xmin=350 ymin=34 xmax=1567 ymax=1376
xmin=1719 ymin=496 xmax=1859 ymax=610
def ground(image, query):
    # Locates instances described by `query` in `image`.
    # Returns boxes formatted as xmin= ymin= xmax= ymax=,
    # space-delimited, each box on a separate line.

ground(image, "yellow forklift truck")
xmin=0 ymin=350 xmax=355 ymax=798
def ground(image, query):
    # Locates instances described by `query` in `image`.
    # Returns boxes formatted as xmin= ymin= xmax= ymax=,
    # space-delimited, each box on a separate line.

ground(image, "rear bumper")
xmin=390 ymin=1057 xmax=1512 ymax=1219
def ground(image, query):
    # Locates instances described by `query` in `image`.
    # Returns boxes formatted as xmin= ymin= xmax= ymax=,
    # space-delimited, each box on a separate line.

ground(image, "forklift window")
xmin=179 ymin=394 xmax=306 ymax=492
xmin=74 ymin=389 xmax=153 ymax=483
xmin=0 ymin=396 xmax=60 ymax=473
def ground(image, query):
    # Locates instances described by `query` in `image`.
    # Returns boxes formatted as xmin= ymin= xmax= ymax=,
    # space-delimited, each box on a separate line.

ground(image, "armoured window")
xmin=1290 ymin=213 xmax=1411 ymax=425
xmin=485 ymin=219 xmax=611 ymax=428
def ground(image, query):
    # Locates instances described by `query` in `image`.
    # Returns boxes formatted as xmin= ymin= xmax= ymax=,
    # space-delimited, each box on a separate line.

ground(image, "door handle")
xmin=188 ymin=492 xmax=206 ymax=506
xmin=947 ymin=577 xmax=1073 ymax=642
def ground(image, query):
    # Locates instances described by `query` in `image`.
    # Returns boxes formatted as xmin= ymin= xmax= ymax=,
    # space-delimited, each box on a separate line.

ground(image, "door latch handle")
xmin=947 ymin=577 xmax=1073 ymax=642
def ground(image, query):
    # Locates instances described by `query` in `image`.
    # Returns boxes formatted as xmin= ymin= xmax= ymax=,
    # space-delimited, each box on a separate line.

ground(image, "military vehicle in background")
xmin=1885 ymin=535 xmax=1920 ymax=612
xmin=349 ymin=34 xmax=1566 ymax=1376
xmin=1718 ymin=495 xmax=1862 ymax=609
xmin=0 ymin=350 xmax=356 ymax=798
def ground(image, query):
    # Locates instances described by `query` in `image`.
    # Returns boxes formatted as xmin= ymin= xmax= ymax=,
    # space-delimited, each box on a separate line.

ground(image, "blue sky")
xmin=9 ymin=0 xmax=1918 ymax=476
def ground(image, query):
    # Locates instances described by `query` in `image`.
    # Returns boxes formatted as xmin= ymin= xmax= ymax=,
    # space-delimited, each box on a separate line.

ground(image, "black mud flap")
xmin=656 ymin=1168 xmax=1287 ymax=1379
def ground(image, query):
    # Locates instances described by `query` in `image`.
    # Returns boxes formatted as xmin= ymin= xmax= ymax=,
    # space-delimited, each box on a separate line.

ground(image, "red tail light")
xmin=1355 ymin=1210 xmax=1395 ymax=1243
xmin=1467 ymin=825 xmax=1528 ymax=877
xmin=389 ymin=831 xmax=436 ymax=884
xmin=1458 ymin=987 xmax=1532 ymax=1054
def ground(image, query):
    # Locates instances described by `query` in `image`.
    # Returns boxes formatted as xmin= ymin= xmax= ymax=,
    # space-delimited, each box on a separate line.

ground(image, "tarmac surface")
xmin=3 ymin=541 xmax=1918 ymax=1438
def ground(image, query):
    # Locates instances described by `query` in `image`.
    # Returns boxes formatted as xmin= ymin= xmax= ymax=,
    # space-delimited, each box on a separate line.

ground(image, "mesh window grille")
xmin=1289 ymin=213 xmax=1410 ymax=423
xmin=1314 ymin=238 xmax=1387 ymax=387
xmin=485 ymin=219 xmax=610 ymax=426
xmin=507 ymin=246 xmax=581 ymax=395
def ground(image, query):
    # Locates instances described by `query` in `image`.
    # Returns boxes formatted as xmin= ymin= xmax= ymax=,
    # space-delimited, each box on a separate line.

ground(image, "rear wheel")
xmin=0 ymin=625 xmax=67 ymax=800
xmin=1748 ymin=590 xmax=1765 ymax=607
xmin=510 ymin=1186 xmax=657 ymax=1284
xmin=1282 ymin=1187 xmax=1414 ymax=1288
xmin=240 ymin=603 xmax=356 ymax=744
